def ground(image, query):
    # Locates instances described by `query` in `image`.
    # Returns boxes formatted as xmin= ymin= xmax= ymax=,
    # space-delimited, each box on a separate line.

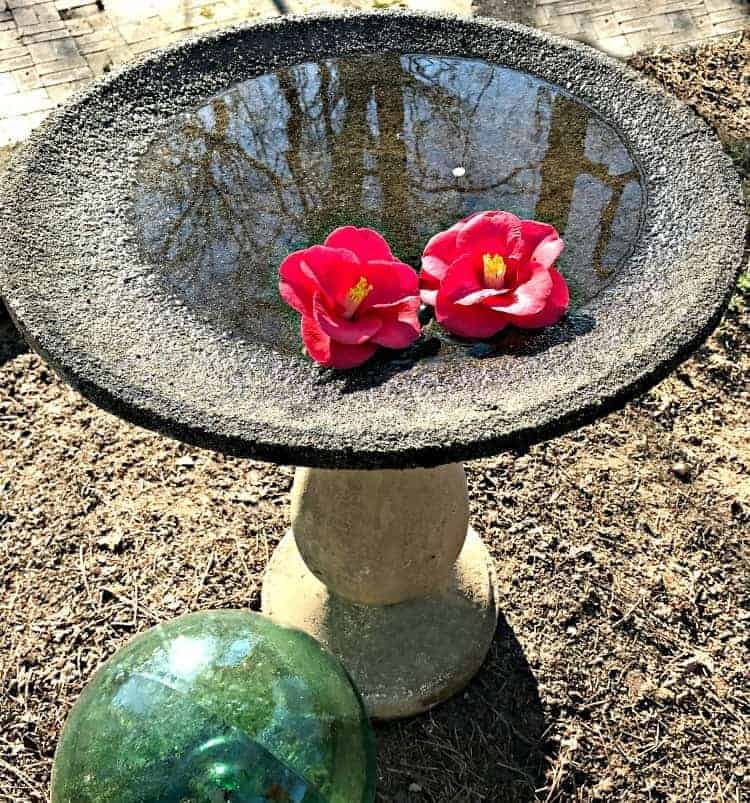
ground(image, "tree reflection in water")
xmin=135 ymin=54 xmax=642 ymax=352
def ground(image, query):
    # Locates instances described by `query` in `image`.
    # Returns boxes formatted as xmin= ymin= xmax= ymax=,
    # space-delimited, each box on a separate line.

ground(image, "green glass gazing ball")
xmin=51 ymin=610 xmax=376 ymax=803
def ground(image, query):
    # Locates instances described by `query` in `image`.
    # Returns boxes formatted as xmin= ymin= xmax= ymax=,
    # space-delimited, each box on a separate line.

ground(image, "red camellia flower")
xmin=420 ymin=211 xmax=569 ymax=339
xmin=279 ymin=226 xmax=421 ymax=369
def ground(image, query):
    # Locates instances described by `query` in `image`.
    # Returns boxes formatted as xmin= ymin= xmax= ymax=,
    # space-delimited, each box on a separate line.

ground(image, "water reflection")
xmin=134 ymin=54 xmax=643 ymax=353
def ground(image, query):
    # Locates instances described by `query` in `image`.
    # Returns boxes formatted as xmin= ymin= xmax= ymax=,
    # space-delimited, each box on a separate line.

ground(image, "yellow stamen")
xmin=343 ymin=276 xmax=373 ymax=317
xmin=483 ymin=253 xmax=507 ymax=288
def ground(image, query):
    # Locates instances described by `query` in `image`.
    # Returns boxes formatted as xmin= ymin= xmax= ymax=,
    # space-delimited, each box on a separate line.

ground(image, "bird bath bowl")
xmin=0 ymin=12 xmax=745 ymax=719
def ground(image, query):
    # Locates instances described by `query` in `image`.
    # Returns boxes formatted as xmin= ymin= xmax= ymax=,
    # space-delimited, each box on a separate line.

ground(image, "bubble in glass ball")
xmin=51 ymin=610 xmax=376 ymax=803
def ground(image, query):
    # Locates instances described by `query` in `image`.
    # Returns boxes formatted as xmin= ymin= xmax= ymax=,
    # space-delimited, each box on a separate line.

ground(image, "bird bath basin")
xmin=0 ymin=12 xmax=744 ymax=719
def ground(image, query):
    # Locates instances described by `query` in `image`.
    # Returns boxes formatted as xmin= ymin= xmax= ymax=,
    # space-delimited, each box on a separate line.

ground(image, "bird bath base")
xmin=262 ymin=465 xmax=498 ymax=719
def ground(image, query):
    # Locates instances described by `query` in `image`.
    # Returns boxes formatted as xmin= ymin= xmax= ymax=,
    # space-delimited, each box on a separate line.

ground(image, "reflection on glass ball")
xmin=51 ymin=610 xmax=376 ymax=803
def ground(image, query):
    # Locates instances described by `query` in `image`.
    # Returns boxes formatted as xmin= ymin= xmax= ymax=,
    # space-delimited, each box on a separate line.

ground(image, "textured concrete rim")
xmin=0 ymin=11 xmax=745 ymax=469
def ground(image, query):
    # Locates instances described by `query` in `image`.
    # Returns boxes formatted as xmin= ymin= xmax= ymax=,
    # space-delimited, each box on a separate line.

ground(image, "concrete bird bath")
xmin=0 ymin=13 xmax=744 ymax=720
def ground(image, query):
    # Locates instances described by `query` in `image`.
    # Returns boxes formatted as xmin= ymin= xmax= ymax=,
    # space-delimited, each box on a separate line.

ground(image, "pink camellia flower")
xmin=279 ymin=226 xmax=421 ymax=369
xmin=420 ymin=211 xmax=569 ymax=339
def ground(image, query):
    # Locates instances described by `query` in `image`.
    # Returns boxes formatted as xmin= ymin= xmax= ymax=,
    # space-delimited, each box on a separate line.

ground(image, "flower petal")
xmin=455 ymin=210 xmax=523 ymax=257
xmin=530 ymin=233 xmax=564 ymax=269
xmin=455 ymin=288 xmax=510 ymax=306
xmin=312 ymin=293 xmax=382 ymax=345
xmin=328 ymin=340 xmax=379 ymax=370
xmin=436 ymin=253 xmax=483 ymax=304
xmin=419 ymin=257 xmax=445 ymax=309
xmin=422 ymin=224 xmax=460 ymax=263
xmin=370 ymin=297 xmax=421 ymax=349
xmin=279 ymin=254 xmax=318 ymax=316
xmin=358 ymin=260 xmax=419 ymax=309
xmin=436 ymin=258 xmax=507 ymax=338
xmin=301 ymin=315 xmax=378 ymax=369
xmin=419 ymin=212 xmax=485 ymax=303
xmin=280 ymin=245 xmax=362 ymax=314
xmin=435 ymin=288 xmax=508 ymax=339
xmin=511 ymin=268 xmax=570 ymax=329
xmin=519 ymin=219 xmax=557 ymax=251
xmin=301 ymin=314 xmax=332 ymax=364
xmin=279 ymin=277 xmax=311 ymax=316
xmin=421 ymin=254 xmax=452 ymax=285
xmin=324 ymin=226 xmax=395 ymax=262
xmin=483 ymin=263 xmax=553 ymax=316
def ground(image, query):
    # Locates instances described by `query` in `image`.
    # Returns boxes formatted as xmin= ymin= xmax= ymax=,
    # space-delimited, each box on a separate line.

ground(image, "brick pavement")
xmin=0 ymin=0 xmax=747 ymax=147
xmin=476 ymin=0 xmax=749 ymax=57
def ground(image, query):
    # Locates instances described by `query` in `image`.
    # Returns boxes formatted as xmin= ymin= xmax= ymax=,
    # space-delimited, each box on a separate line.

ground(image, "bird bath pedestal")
xmin=263 ymin=464 xmax=498 ymax=718
xmin=0 ymin=13 xmax=744 ymax=720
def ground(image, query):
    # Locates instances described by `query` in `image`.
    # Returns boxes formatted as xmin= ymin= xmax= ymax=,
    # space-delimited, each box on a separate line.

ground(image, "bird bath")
xmin=0 ymin=13 xmax=744 ymax=719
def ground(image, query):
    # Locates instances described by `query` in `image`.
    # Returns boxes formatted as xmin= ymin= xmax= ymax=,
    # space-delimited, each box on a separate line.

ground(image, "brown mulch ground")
xmin=1 ymin=33 xmax=748 ymax=803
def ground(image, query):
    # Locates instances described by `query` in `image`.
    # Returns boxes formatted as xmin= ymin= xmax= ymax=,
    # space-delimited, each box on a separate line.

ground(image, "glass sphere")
xmin=51 ymin=610 xmax=376 ymax=803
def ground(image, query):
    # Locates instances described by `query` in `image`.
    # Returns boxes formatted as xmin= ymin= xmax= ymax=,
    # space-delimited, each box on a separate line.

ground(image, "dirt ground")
xmin=1 ymin=32 xmax=748 ymax=803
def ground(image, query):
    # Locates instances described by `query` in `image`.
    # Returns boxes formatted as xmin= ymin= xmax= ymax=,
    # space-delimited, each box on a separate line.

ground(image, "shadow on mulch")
xmin=375 ymin=613 xmax=548 ymax=803
xmin=0 ymin=302 xmax=27 ymax=366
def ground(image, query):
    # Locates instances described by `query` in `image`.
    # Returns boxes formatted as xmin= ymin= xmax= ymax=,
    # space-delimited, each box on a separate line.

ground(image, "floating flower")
xmin=280 ymin=226 xmax=421 ymax=369
xmin=420 ymin=211 xmax=569 ymax=339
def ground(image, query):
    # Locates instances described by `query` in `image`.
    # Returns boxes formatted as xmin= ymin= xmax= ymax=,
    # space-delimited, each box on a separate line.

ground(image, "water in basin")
xmin=134 ymin=54 xmax=644 ymax=354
